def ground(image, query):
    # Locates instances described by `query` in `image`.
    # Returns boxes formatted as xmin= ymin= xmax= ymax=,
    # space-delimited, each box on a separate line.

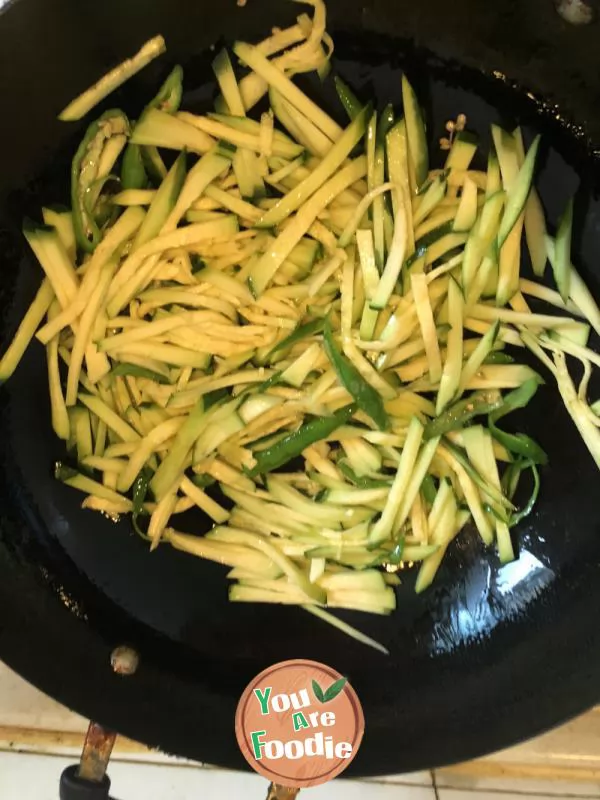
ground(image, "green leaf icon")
xmin=312 ymin=679 xmax=325 ymax=703
xmin=323 ymin=677 xmax=347 ymax=703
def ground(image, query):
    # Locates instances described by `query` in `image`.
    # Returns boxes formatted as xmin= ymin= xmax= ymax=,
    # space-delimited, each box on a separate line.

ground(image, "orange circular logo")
xmin=235 ymin=659 xmax=364 ymax=788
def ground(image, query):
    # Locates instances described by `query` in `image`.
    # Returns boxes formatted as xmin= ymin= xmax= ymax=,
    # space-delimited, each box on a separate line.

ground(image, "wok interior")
xmin=0 ymin=0 xmax=599 ymax=774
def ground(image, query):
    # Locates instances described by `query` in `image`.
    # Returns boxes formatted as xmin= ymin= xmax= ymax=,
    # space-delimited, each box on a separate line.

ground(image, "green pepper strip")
xmin=55 ymin=462 xmax=77 ymax=482
xmin=121 ymin=144 xmax=148 ymax=190
xmin=385 ymin=537 xmax=406 ymax=565
xmin=323 ymin=318 xmax=390 ymax=431
xmin=110 ymin=362 xmax=171 ymax=385
xmin=148 ymin=64 xmax=184 ymax=113
xmin=255 ymin=370 xmax=283 ymax=393
xmin=191 ymin=473 xmax=216 ymax=489
xmin=415 ymin=220 xmax=454 ymax=250
xmin=203 ymin=388 xmax=229 ymax=410
xmin=489 ymin=379 xmax=548 ymax=465
xmin=132 ymin=467 xmax=152 ymax=541
xmin=404 ymin=245 xmax=428 ymax=271
xmin=509 ymin=459 xmax=540 ymax=527
xmin=264 ymin=318 xmax=325 ymax=362
xmin=501 ymin=460 xmax=521 ymax=500
xmin=490 ymin=379 xmax=541 ymax=422
xmin=420 ymin=473 xmax=437 ymax=506
xmin=334 ymin=76 xmax=362 ymax=121
xmin=489 ymin=423 xmax=548 ymax=465
xmin=424 ymin=390 xmax=503 ymax=439
xmin=71 ymin=109 xmax=130 ymax=253
xmin=142 ymin=146 xmax=168 ymax=183
xmin=248 ymin=403 xmax=357 ymax=476
xmin=483 ymin=351 xmax=515 ymax=365
xmin=337 ymin=461 xmax=391 ymax=489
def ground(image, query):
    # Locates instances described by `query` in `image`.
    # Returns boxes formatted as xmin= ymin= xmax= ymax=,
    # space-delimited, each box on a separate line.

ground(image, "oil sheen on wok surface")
xmin=0 ymin=0 xmax=599 ymax=777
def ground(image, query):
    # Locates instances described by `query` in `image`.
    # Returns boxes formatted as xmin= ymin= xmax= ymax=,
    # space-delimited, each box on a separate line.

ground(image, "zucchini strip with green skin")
xmin=463 ymin=425 xmax=515 ymax=562
xmin=79 ymin=392 xmax=140 ymax=442
xmin=23 ymin=225 xmax=79 ymax=309
xmin=46 ymin=302 xmax=70 ymax=441
xmin=513 ymin=128 xmax=547 ymax=277
xmin=249 ymin=156 xmax=367 ymax=294
xmin=233 ymin=41 xmax=343 ymax=142
xmin=412 ymin=273 xmax=443 ymax=383
xmin=402 ymin=75 xmax=428 ymax=189
xmin=178 ymin=112 xmax=304 ymax=159
xmin=180 ymin=476 xmax=230 ymax=523
xmin=457 ymin=320 xmax=500 ymax=395
xmin=55 ymin=463 xmax=134 ymax=507
xmin=164 ymin=145 xmax=233 ymax=230
xmin=213 ymin=49 xmax=246 ymax=116
xmin=66 ymin=259 xmax=117 ymax=405
xmin=269 ymin=88 xmax=334 ymax=157
xmin=334 ymin=76 xmax=362 ymax=121
xmin=553 ymin=198 xmax=574 ymax=304
xmin=370 ymin=186 xmax=407 ymax=310
xmin=386 ymin=121 xmax=415 ymax=256
xmin=392 ymin=436 xmax=441 ymax=535
xmin=77 ymin=206 xmax=146 ymax=306
xmin=207 ymin=526 xmax=326 ymax=603
xmin=257 ymin=105 xmax=370 ymax=228
xmin=0 ymin=279 xmax=54 ymax=382
xmin=59 ymin=36 xmax=166 ymax=121
xmin=368 ymin=416 xmax=425 ymax=545
xmin=546 ymin=237 xmax=600 ymax=337
xmin=438 ymin=444 xmax=495 ymax=544
xmin=461 ymin=191 xmax=505 ymax=291
xmin=42 ymin=207 xmax=77 ymax=262
xmin=133 ymin=151 xmax=186 ymax=249
xmin=436 ymin=277 xmax=464 ymax=413
xmin=553 ymin=352 xmax=600 ymax=468
xmin=107 ymin=216 xmax=237 ymax=316
xmin=496 ymin=135 xmax=540 ymax=249
xmin=131 ymin=108 xmax=214 ymax=154
xmin=118 ymin=418 xmax=183 ymax=492
xmin=151 ymin=399 xmax=239 ymax=500
xmin=165 ymin=528 xmax=280 ymax=575
xmin=338 ymin=183 xmax=395 ymax=249
xmin=112 ymin=189 xmax=156 ymax=206
xmin=304 ymin=605 xmax=389 ymax=654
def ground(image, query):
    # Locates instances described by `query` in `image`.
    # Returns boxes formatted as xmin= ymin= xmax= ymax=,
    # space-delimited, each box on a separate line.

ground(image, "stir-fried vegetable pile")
xmin=2 ymin=0 xmax=599 ymax=653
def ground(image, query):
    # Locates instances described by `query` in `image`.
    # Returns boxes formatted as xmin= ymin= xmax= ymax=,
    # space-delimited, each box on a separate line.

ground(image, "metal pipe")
xmin=266 ymin=784 xmax=300 ymax=800
xmin=77 ymin=722 xmax=117 ymax=783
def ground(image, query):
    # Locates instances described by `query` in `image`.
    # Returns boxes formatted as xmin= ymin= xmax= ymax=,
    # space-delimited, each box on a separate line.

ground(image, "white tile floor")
xmin=0 ymin=751 xmax=436 ymax=800
xmin=2 ymin=751 xmax=600 ymax=800
xmin=434 ymin=772 xmax=600 ymax=797
xmin=436 ymin=793 xmax=600 ymax=800
xmin=1 ymin=662 xmax=600 ymax=799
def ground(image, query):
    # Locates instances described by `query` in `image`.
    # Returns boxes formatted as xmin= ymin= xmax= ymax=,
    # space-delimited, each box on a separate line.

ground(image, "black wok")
xmin=0 ymin=0 xmax=599 ymax=777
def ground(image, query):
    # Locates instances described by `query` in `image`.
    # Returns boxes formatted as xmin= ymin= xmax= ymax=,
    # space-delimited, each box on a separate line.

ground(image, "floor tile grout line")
xmin=361 ymin=782 xmax=437 ymax=788
xmin=362 ymin=778 xmax=436 ymax=787
xmin=433 ymin=786 xmax=599 ymax=799
xmin=432 ymin=770 xmax=440 ymax=800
